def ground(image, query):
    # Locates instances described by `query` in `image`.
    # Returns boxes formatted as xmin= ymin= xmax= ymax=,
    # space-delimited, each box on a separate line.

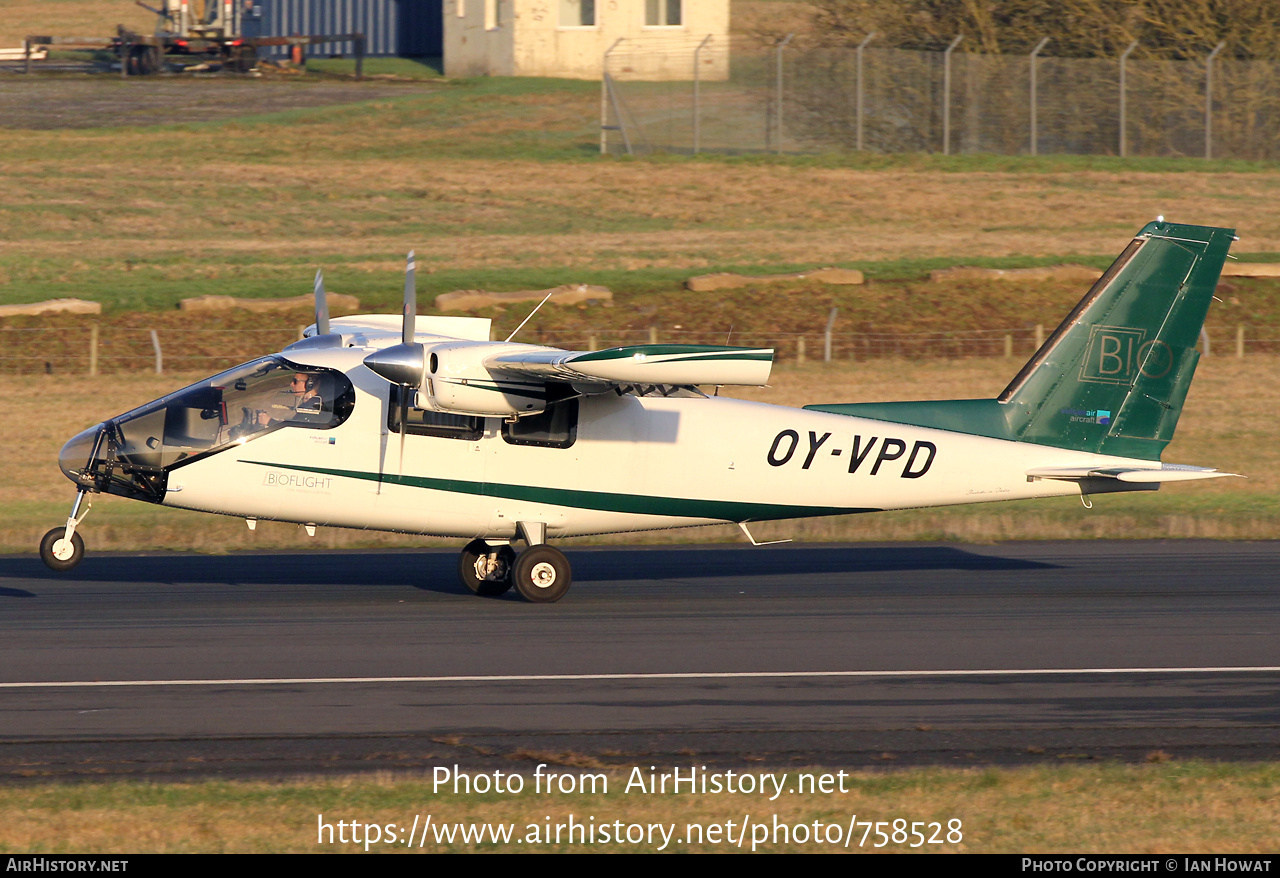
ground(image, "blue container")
xmin=244 ymin=0 xmax=441 ymax=58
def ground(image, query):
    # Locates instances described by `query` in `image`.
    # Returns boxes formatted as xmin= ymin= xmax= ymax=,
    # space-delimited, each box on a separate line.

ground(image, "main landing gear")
xmin=457 ymin=523 xmax=572 ymax=603
xmin=40 ymin=490 xmax=91 ymax=572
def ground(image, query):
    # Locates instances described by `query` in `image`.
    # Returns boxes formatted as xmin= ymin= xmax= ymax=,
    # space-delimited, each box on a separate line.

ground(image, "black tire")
xmin=232 ymin=45 xmax=257 ymax=73
xmin=40 ymin=528 xmax=85 ymax=573
xmin=511 ymin=545 xmax=571 ymax=603
xmin=458 ymin=539 xmax=514 ymax=597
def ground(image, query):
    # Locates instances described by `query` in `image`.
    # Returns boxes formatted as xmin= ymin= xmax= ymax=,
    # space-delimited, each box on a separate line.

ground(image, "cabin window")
xmin=389 ymin=386 xmax=484 ymax=440
xmin=502 ymin=398 xmax=578 ymax=449
xmin=560 ymin=0 xmax=595 ymax=27
xmin=645 ymin=0 xmax=681 ymax=26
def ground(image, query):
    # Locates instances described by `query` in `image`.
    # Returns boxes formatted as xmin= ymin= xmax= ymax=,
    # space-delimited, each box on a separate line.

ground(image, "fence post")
xmin=1236 ymin=324 xmax=1245 ymax=358
xmin=796 ymin=337 xmax=806 ymax=364
xmin=855 ymin=32 xmax=876 ymax=151
xmin=88 ymin=325 xmax=99 ymax=376
xmin=774 ymin=33 xmax=794 ymax=154
xmin=1119 ymin=41 xmax=1138 ymax=157
xmin=823 ymin=307 xmax=838 ymax=362
xmin=1034 ymin=323 xmax=1044 ymax=348
xmin=648 ymin=326 xmax=658 ymax=345
xmin=24 ymin=38 xmax=32 ymax=75
xmin=1029 ymin=38 xmax=1049 ymax=156
xmin=600 ymin=38 xmax=626 ymax=156
xmin=1199 ymin=327 xmax=1211 ymax=357
xmin=942 ymin=35 xmax=963 ymax=155
xmin=1205 ymin=41 xmax=1226 ymax=160
xmin=588 ymin=333 xmax=598 ymax=351
xmin=693 ymin=34 xmax=712 ymax=154
xmin=1004 ymin=333 xmax=1013 ymax=358
xmin=150 ymin=329 xmax=163 ymax=374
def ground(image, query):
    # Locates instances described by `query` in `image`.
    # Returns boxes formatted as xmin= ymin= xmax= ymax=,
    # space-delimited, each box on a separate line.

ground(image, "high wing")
xmin=485 ymin=344 xmax=774 ymax=387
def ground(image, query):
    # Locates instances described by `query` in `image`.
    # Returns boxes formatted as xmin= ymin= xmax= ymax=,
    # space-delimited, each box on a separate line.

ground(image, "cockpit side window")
xmin=388 ymin=386 xmax=484 ymax=440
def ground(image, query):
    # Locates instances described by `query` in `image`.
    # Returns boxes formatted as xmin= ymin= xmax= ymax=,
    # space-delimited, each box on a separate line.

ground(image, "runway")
xmin=0 ymin=540 xmax=1277 ymax=779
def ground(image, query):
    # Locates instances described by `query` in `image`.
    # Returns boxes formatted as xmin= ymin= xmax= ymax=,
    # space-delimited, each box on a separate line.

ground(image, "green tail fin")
xmin=805 ymin=220 xmax=1236 ymax=461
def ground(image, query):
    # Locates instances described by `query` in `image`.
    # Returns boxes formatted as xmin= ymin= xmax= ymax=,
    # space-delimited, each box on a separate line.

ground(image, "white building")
xmin=445 ymin=0 xmax=730 ymax=79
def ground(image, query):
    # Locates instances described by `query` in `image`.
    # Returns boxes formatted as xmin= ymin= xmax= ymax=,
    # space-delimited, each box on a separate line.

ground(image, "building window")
xmin=486 ymin=0 xmax=501 ymax=29
xmin=645 ymin=0 xmax=681 ymax=26
xmin=559 ymin=0 xmax=595 ymax=27
xmin=456 ymin=0 xmax=465 ymax=18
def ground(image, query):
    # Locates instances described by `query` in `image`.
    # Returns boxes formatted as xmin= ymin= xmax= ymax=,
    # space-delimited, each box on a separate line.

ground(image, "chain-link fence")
xmin=604 ymin=36 xmax=1280 ymax=158
xmin=3 ymin=325 xmax=1275 ymax=375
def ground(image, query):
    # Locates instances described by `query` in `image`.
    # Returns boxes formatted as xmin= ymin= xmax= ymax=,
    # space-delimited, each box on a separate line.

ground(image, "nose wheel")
xmin=40 ymin=491 xmax=91 ymax=573
xmin=40 ymin=529 xmax=85 ymax=572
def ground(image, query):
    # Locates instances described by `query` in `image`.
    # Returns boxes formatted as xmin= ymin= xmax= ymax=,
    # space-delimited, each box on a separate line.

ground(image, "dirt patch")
xmin=0 ymin=78 xmax=425 ymax=129
xmin=0 ymin=0 xmax=153 ymax=48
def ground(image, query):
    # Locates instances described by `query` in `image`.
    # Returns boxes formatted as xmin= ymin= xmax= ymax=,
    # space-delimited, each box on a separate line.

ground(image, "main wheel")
xmin=40 ymin=528 xmax=85 ymax=573
xmin=511 ymin=545 xmax=571 ymax=603
xmin=458 ymin=539 xmax=514 ymax=597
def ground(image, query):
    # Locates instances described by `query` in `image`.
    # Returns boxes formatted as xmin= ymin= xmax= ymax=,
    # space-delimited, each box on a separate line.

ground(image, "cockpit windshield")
xmin=59 ymin=356 xmax=355 ymax=501
xmin=112 ymin=355 xmax=355 ymax=469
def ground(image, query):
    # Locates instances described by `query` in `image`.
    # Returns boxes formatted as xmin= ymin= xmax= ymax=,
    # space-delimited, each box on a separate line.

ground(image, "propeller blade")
xmin=314 ymin=269 xmax=330 ymax=336
xmin=402 ymin=250 xmax=416 ymax=346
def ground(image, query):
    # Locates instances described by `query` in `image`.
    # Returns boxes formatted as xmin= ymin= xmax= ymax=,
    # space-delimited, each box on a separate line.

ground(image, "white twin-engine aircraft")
xmin=47 ymin=220 xmax=1240 ymax=601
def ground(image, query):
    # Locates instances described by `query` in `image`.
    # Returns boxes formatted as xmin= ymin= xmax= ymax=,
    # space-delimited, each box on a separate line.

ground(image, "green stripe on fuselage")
xmin=241 ymin=460 xmax=873 ymax=522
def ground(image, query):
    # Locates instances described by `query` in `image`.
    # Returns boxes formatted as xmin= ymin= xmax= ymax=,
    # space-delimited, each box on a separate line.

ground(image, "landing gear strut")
xmin=40 ymin=490 xmax=91 ymax=572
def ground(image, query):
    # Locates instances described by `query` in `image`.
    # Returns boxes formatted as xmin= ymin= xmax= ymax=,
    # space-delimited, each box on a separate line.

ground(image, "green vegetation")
xmin=303 ymin=55 xmax=444 ymax=79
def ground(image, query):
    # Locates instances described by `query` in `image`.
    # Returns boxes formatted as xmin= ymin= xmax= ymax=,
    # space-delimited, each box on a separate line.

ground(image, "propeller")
xmin=283 ymin=267 xmax=340 ymax=351
xmin=362 ymin=251 xmax=425 ymax=476
xmin=314 ymin=268 xmax=329 ymax=336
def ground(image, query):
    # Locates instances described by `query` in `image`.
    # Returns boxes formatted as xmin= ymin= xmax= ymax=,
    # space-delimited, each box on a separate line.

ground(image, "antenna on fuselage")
xmin=504 ymin=288 xmax=558 ymax=343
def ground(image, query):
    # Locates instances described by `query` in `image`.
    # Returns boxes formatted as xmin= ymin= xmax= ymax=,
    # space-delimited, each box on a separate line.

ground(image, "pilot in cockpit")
xmin=256 ymin=372 xmax=324 ymax=425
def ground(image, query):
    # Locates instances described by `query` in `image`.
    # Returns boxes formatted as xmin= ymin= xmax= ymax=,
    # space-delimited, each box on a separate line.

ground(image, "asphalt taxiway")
xmin=0 ymin=540 xmax=1276 ymax=779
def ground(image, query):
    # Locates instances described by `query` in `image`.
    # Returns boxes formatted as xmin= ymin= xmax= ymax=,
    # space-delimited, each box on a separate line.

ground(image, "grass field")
xmin=2 ymin=761 xmax=1277 ymax=853
xmin=6 ymin=73 xmax=1280 ymax=315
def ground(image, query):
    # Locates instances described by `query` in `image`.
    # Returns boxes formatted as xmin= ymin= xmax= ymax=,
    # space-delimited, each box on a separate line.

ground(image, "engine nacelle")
xmin=419 ymin=342 xmax=550 ymax=417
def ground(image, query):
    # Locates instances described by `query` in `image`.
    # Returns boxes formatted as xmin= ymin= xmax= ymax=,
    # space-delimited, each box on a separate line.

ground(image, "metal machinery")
xmin=23 ymin=1 xmax=364 ymax=76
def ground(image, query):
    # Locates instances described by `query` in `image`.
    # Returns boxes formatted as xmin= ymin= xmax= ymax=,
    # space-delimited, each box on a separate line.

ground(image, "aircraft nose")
xmin=59 ymin=424 xmax=103 ymax=485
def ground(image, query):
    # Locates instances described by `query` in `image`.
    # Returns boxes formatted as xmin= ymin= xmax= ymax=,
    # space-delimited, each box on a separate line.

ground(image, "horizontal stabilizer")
xmin=1027 ymin=464 xmax=1241 ymax=483
xmin=487 ymin=344 xmax=774 ymax=387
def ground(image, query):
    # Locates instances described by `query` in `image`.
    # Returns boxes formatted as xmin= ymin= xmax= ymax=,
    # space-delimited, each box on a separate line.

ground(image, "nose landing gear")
xmin=40 ymin=490 xmax=92 ymax=572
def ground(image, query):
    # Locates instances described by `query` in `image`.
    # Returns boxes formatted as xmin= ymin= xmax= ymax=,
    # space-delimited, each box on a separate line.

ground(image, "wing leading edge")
xmin=486 ymin=344 xmax=774 ymax=387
